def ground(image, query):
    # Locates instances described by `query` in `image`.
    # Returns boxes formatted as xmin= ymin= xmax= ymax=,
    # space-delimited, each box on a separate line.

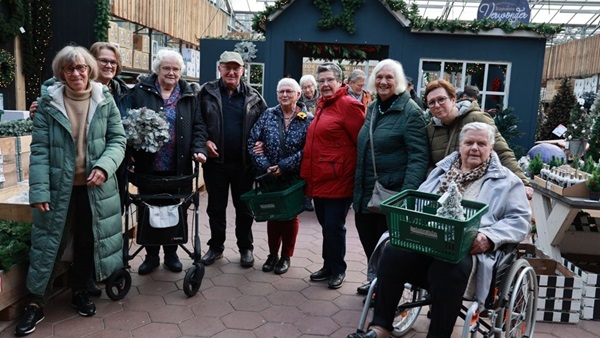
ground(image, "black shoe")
xmin=240 ymin=249 xmax=254 ymax=267
xmin=15 ymin=304 xmax=44 ymax=336
xmin=357 ymin=281 xmax=371 ymax=295
xmin=87 ymin=278 xmax=102 ymax=297
xmin=200 ymin=249 xmax=223 ymax=266
xmin=262 ymin=254 xmax=278 ymax=272
xmin=274 ymin=256 xmax=290 ymax=275
xmin=304 ymin=197 xmax=314 ymax=211
xmin=71 ymin=292 xmax=96 ymax=317
xmin=164 ymin=253 xmax=183 ymax=272
xmin=347 ymin=330 xmax=377 ymax=338
xmin=138 ymin=255 xmax=160 ymax=275
xmin=310 ymin=268 xmax=332 ymax=281
xmin=328 ymin=273 xmax=346 ymax=289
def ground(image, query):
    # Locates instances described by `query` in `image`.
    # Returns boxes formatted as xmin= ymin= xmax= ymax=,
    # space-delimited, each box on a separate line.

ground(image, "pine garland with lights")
xmin=21 ymin=0 xmax=52 ymax=105
xmin=0 ymin=0 xmax=26 ymax=43
xmin=0 ymin=49 xmax=16 ymax=88
xmin=252 ymin=0 xmax=562 ymax=37
xmin=292 ymin=42 xmax=380 ymax=62
xmin=313 ymin=0 xmax=365 ymax=34
xmin=94 ymin=0 xmax=110 ymax=42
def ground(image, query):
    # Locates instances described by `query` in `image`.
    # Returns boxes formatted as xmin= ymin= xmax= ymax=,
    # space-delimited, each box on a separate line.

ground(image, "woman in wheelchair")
xmin=348 ymin=122 xmax=531 ymax=338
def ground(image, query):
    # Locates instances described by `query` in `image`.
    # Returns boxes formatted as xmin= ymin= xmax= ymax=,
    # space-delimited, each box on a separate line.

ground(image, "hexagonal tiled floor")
xmin=1 ymin=194 xmax=600 ymax=337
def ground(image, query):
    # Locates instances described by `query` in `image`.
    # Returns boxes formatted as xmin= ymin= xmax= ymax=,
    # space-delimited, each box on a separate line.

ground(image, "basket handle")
xmin=254 ymin=171 xmax=273 ymax=194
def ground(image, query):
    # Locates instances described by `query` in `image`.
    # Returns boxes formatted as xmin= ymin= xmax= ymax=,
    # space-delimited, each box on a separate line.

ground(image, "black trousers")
xmin=69 ymin=186 xmax=95 ymax=292
xmin=354 ymin=212 xmax=388 ymax=269
xmin=203 ymin=161 xmax=254 ymax=252
xmin=371 ymin=243 xmax=473 ymax=338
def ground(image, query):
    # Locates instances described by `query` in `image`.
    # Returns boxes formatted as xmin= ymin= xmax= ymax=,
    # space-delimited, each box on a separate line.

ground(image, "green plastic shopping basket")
xmin=381 ymin=189 xmax=489 ymax=263
xmin=241 ymin=179 xmax=306 ymax=222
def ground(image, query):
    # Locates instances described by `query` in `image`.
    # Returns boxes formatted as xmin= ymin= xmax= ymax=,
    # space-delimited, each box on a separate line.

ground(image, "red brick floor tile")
xmin=297 ymin=299 xmax=340 ymax=316
xmin=103 ymin=310 xmax=151 ymax=330
xmin=149 ymin=304 xmax=194 ymax=323
xmin=210 ymin=272 xmax=248 ymax=287
xmin=178 ymin=316 xmax=225 ymax=337
xmin=271 ymin=277 xmax=311 ymax=291
xmin=131 ymin=322 xmax=181 ymax=337
xmin=229 ymin=295 xmax=271 ymax=312
xmin=84 ymin=328 xmax=133 ymax=338
xmin=237 ymin=281 xmax=277 ymax=296
xmin=122 ymin=294 xmax=165 ymax=312
xmin=190 ymin=299 xmax=234 ymax=317
xmin=201 ymin=285 xmax=242 ymax=301
xmin=162 ymin=289 xmax=205 ymax=306
xmin=266 ymin=290 xmax=307 ymax=306
xmin=211 ymin=328 xmax=258 ymax=338
xmin=260 ymin=305 xmax=304 ymax=323
xmin=295 ymin=315 xmax=340 ymax=336
xmin=254 ymin=322 xmax=301 ymax=338
xmin=221 ymin=311 xmax=265 ymax=330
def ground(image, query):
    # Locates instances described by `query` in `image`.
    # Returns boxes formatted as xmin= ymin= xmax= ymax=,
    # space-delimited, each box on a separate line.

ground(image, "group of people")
xmin=15 ymin=40 xmax=531 ymax=338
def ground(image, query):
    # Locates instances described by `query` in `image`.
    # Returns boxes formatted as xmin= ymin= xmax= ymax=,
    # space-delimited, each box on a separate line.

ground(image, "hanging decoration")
xmin=292 ymin=42 xmax=380 ymax=62
xmin=252 ymin=0 xmax=562 ymax=36
xmin=94 ymin=0 xmax=111 ymax=42
xmin=0 ymin=0 xmax=25 ymax=43
xmin=0 ymin=49 xmax=17 ymax=88
xmin=313 ymin=0 xmax=365 ymax=34
xmin=21 ymin=0 xmax=52 ymax=105
xmin=234 ymin=41 xmax=258 ymax=63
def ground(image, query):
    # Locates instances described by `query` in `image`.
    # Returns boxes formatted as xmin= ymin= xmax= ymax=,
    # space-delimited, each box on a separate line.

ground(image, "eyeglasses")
xmin=63 ymin=64 xmax=88 ymax=75
xmin=427 ymin=96 xmax=449 ymax=108
xmin=97 ymin=58 xmax=118 ymax=67
xmin=301 ymin=84 xmax=314 ymax=90
xmin=317 ymin=78 xmax=338 ymax=85
xmin=277 ymin=89 xmax=295 ymax=96
xmin=220 ymin=65 xmax=242 ymax=73
xmin=161 ymin=66 xmax=181 ymax=73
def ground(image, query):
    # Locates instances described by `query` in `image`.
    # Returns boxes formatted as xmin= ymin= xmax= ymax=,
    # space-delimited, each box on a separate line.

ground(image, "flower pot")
xmin=589 ymin=190 xmax=600 ymax=201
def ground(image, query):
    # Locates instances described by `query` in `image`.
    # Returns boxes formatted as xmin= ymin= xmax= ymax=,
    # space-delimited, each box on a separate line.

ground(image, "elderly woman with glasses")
xmin=247 ymin=78 xmax=312 ymax=275
xmin=16 ymin=45 xmax=126 ymax=336
xmin=300 ymin=62 xmax=365 ymax=290
xmin=298 ymin=74 xmax=319 ymax=116
xmin=348 ymin=122 xmax=530 ymax=338
xmin=126 ymin=49 xmax=207 ymax=276
xmin=425 ymin=79 xmax=532 ymax=199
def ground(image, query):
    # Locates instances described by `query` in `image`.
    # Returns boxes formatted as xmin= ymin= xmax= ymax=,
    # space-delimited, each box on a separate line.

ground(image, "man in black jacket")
xmin=199 ymin=51 xmax=267 ymax=267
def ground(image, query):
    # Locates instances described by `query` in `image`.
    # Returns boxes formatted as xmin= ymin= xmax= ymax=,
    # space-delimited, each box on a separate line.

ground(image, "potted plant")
xmin=586 ymin=166 xmax=600 ymax=200
xmin=528 ymin=153 xmax=543 ymax=178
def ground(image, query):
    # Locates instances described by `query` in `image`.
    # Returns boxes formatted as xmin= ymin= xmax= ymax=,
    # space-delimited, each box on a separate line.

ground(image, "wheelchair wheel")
xmin=495 ymin=259 xmax=538 ymax=338
xmin=105 ymin=269 xmax=132 ymax=300
xmin=183 ymin=263 xmax=205 ymax=297
xmin=391 ymin=285 xmax=425 ymax=337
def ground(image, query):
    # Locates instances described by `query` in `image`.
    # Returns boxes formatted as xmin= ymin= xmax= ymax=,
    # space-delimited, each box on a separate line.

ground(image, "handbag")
xmin=366 ymin=109 xmax=399 ymax=214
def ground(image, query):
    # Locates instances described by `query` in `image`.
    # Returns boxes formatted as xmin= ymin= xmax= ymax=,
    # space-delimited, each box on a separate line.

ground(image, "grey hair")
xmin=299 ymin=74 xmax=317 ymax=87
xmin=317 ymin=62 xmax=343 ymax=80
xmin=347 ymin=69 xmax=365 ymax=84
xmin=277 ymin=77 xmax=301 ymax=93
xmin=459 ymin=122 xmax=496 ymax=146
xmin=151 ymin=49 xmax=185 ymax=74
xmin=52 ymin=45 xmax=98 ymax=82
xmin=367 ymin=59 xmax=407 ymax=95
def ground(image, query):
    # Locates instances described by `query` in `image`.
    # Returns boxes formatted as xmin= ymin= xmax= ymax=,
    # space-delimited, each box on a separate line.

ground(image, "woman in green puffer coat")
xmin=16 ymin=46 xmax=125 ymax=337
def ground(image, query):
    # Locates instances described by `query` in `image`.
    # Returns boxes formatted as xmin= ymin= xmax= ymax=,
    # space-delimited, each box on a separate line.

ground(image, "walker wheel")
xmin=106 ymin=269 xmax=132 ymax=300
xmin=183 ymin=263 xmax=204 ymax=297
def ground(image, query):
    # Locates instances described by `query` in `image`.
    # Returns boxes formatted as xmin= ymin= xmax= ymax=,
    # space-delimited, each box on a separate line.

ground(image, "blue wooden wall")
xmin=200 ymin=0 xmax=546 ymax=150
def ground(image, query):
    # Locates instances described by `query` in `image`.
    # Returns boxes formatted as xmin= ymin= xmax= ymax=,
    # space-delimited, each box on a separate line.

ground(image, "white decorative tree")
xmin=436 ymin=181 xmax=465 ymax=221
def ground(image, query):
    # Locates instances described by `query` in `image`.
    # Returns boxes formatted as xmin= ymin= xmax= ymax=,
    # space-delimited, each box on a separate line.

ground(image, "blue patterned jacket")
xmin=248 ymin=102 xmax=313 ymax=180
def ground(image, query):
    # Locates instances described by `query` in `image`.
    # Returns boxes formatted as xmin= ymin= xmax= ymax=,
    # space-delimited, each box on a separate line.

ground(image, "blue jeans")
xmin=313 ymin=197 xmax=352 ymax=275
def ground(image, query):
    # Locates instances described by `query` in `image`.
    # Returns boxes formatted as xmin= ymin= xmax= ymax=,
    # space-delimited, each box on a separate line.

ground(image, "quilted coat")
xmin=300 ymin=85 xmax=365 ymax=198
xmin=353 ymin=91 xmax=430 ymax=213
xmin=247 ymin=102 xmax=313 ymax=179
xmin=28 ymin=79 xmax=126 ymax=296
xmin=427 ymin=100 xmax=528 ymax=186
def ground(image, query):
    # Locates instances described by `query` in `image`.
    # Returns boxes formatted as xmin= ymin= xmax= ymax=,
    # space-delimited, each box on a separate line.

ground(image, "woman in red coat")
xmin=300 ymin=62 xmax=366 ymax=289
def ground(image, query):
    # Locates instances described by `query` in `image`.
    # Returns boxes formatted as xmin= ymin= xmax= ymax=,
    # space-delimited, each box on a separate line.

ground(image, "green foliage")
xmin=538 ymin=78 xmax=577 ymax=141
xmin=21 ymin=0 xmax=52 ymax=105
xmin=586 ymin=94 xmax=600 ymax=161
xmin=0 ymin=0 xmax=26 ymax=44
xmin=493 ymin=106 xmax=525 ymax=158
xmin=0 ymin=119 xmax=33 ymax=137
xmin=529 ymin=153 xmax=543 ymax=176
xmin=94 ymin=0 xmax=110 ymax=42
xmin=583 ymin=156 xmax=596 ymax=174
xmin=252 ymin=0 xmax=563 ymax=37
xmin=548 ymin=155 xmax=565 ymax=168
xmin=587 ymin=165 xmax=600 ymax=192
xmin=565 ymin=103 xmax=592 ymax=141
xmin=0 ymin=220 xmax=31 ymax=270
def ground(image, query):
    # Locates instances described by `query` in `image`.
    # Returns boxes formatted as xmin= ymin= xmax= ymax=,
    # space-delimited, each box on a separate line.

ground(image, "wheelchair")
xmin=354 ymin=243 xmax=539 ymax=338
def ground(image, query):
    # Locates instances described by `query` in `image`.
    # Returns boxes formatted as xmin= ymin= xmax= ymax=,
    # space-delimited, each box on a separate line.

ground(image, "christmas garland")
xmin=0 ymin=0 xmax=25 ymax=43
xmin=0 ymin=49 xmax=17 ymax=88
xmin=94 ymin=0 xmax=111 ymax=42
xmin=21 ymin=0 xmax=52 ymax=105
xmin=252 ymin=0 xmax=562 ymax=36
xmin=313 ymin=0 xmax=365 ymax=34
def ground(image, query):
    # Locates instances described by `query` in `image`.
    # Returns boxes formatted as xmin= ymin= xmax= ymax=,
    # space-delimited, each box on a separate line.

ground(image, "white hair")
xmin=299 ymin=74 xmax=317 ymax=87
xmin=277 ymin=77 xmax=301 ymax=93
xmin=459 ymin=122 xmax=496 ymax=145
xmin=367 ymin=59 xmax=407 ymax=95
xmin=151 ymin=49 xmax=185 ymax=74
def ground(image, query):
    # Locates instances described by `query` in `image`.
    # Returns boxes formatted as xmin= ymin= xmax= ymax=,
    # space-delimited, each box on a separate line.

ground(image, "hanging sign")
xmin=477 ymin=0 xmax=531 ymax=24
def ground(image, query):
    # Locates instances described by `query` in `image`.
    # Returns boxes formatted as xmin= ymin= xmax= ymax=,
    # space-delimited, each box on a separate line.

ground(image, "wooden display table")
xmin=532 ymin=182 xmax=600 ymax=260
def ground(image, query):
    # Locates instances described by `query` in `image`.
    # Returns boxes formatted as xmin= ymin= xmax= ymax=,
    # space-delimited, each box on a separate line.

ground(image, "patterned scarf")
xmin=437 ymin=156 xmax=491 ymax=194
